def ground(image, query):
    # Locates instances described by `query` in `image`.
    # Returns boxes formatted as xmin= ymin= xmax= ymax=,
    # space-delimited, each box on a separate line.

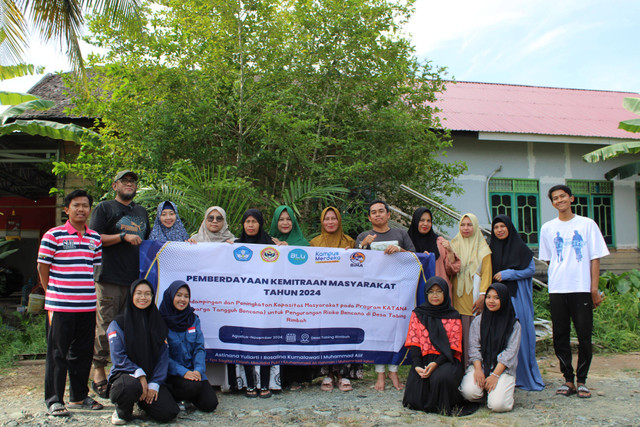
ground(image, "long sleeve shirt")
xmin=166 ymin=317 xmax=207 ymax=380
xmin=467 ymin=314 xmax=521 ymax=376
xmin=499 ymin=259 xmax=535 ymax=282
xmin=107 ymin=321 xmax=169 ymax=392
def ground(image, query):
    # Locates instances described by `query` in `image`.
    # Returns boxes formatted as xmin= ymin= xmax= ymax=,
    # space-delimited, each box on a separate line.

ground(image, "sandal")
xmin=91 ymin=379 xmax=109 ymax=399
xmin=337 ymin=378 xmax=353 ymax=392
xmin=245 ymin=388 xmax=258 ymax=398
xmin=259 ymin=389 xmax=272 ymax=399
xmin=68 ymin=396 xmax=104 ymax=410
xmin=48 ymin=402 xmax=70 ymax=417
xmin=555 ymin=384 xmax=576 ymax=397
xmin=320 ymin=377 xmax=334 ymax=391
xmin=288 ymin=381 xmax=302 ymax=391
xmin=577 ymin=384 xmax=592 ymax=398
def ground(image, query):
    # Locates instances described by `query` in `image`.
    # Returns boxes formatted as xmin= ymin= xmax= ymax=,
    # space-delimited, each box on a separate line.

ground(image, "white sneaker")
xmin=111 ymin=410 xmax=126 ymax=425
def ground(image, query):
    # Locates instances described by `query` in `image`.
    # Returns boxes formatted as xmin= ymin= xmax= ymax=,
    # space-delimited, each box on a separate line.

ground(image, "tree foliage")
xmin=57 ymin=0 xmax=465 ymax=233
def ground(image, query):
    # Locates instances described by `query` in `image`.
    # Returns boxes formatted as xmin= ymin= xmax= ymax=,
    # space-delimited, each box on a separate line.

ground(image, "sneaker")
xmin=111 ymin=410 xmax=126 ymax=425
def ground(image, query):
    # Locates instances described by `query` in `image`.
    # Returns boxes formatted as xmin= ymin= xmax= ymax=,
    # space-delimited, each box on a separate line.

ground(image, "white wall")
xmin=438 ymin=133 xmax=639 ymax=248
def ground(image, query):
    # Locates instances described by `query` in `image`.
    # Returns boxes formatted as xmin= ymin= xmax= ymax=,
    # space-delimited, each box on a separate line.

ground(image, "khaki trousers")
xmin=93 ymin=282 xmax=129 ymax=368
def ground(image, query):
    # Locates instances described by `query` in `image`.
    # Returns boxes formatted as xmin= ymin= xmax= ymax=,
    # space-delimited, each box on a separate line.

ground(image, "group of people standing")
xmin=37 ymin=168 xmax=608 ymax=422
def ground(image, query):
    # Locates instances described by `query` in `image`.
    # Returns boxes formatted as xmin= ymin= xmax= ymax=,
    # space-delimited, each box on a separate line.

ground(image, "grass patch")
xmin=0 ymin=311 xmax=47 ymax=371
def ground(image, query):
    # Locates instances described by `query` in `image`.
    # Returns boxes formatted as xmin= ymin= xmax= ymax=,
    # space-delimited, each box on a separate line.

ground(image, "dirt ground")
xmin=1 ymin=353 xmax=639 ymax=426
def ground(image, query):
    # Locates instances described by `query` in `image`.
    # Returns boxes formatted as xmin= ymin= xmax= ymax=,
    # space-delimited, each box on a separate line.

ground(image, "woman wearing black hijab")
xmin=233 ymin=209 xmax=277 ymax=397
xmin=408 ymin=207 xmax=461 ymax=296
xmin=489 ymin=215 xmax=544 ymax=391
xmin=235 ymin=209 xmax=275 ymax=245
xmin=107 ymin=279 xmax=179 ymax=424
xmin=459 ymin=282 xmax=521 ymax=412
xmin=403 ymin=277 xmax=464 ymax=414
xmin=159 ymin=281 xmax=218 ymax=412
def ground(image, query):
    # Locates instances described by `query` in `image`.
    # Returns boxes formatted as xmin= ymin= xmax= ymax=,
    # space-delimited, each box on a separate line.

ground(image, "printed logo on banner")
xmin=286 ymin=333 xmax=296 ymax=342
xmin=315 ymin=250 xmax=341 ymax=263
xmin=300 ymin=333 xmax=310 ymax=343
xmin=350 ymin=251 xmax=366 ymax=267
xmin=288 ymin=249 xmax=308 ymax=265
xmin=233 ymin=246 xmax=253 ymax=261
xmin=260 ymin=247 xmax=279 ymax=262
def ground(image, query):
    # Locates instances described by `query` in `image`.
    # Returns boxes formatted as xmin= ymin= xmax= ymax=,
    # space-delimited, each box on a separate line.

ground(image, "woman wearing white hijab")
xmin=188 ymin=206 xmax=235 ymax=243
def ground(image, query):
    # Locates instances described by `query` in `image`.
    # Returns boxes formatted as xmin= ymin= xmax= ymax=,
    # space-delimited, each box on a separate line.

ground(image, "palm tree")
xmin=583 ymin=97 xmax=640 ymax=180
xmin=0 ymin=0 xmax=141 ymax=82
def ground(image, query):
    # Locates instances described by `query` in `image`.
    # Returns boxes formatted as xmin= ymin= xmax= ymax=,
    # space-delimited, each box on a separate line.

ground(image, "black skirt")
xmin=402 ymin=353 xmax=464 ymax=415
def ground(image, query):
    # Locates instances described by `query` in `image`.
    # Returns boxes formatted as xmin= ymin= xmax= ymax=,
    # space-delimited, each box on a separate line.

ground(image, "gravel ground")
xmin=1 ymin=354 xmax=639 ymax=426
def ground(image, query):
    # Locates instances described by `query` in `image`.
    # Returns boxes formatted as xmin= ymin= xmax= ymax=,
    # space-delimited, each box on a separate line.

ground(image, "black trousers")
xmin=110 ymin=373 xmax=179 ymax=422
xmin=167 ymin=375 xmax=218 ymax=412
xmin=44 ymin=311 xmax=95 ymax=408
xmin=244 ymin=365 xmax=270 ymax=390
xmin=549 ymin=292 xmax=593 ymax=384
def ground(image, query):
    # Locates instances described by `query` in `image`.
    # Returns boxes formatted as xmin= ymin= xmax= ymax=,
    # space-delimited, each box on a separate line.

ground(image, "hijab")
xmin=489 ymin=215 xmax=534 ymax=298
xmin=115 ymin=279 xmax=168 ymax=376
xmin=407 ymin=207 xmax=440 ymax=259
xmin=193 ymin=206 xmax=235 ymax=242
xmin=413 ymin=276 xmax=461 ymax=362
xmin=450 ymin=213 xmax=492 ymax=298
xmin=480 ymin=282 xmax=517 ymax=376
xmin=268 ymin=205 xmax=309 ymax=246
xmin=159 ymin=280 xmax=196 ymax=332
xmin=236 ymin=209 xmax=275 ymax=244
xmin=149 ymin=201 xmax=190 ymax=242
xmin=309 ymin=207 xmax=355 ymax=249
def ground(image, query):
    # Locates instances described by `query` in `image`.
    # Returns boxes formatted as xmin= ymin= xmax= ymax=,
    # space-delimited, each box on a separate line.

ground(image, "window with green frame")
xmin=489 ymin=178 xmax=540 ymax=245
xmin=566 ymin=180 xmax=615 ymax=245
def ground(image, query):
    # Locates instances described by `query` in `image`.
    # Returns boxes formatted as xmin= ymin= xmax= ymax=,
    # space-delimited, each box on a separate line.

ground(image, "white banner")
xmin=141 ymin=241 xmax=432 ymax=365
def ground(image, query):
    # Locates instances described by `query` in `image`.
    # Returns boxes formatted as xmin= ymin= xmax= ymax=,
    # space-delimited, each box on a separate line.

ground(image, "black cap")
xmin=114 ymin=170 xmax=138 ymax=182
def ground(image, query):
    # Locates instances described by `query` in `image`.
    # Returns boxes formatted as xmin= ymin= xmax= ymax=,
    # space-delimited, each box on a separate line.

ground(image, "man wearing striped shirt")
xmin=37 ymin=190 xmax=103 ymax=416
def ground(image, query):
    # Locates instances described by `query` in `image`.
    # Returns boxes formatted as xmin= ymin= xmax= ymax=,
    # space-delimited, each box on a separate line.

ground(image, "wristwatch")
xmin=120 ymin=231 xmax=126 ymax=242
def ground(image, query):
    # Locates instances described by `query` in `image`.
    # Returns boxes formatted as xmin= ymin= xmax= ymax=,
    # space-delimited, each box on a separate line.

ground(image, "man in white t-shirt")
xmin=539 ymin=185 xmax=609 ymax=399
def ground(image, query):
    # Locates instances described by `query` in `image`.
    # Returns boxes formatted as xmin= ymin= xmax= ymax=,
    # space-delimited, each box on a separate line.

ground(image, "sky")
xmin=3 ymin=0 xmax=640 ymax=94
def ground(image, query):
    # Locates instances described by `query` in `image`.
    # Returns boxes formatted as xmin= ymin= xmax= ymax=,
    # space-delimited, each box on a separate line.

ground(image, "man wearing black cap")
xmin=89 ymin=170 xmax=150 ymax=397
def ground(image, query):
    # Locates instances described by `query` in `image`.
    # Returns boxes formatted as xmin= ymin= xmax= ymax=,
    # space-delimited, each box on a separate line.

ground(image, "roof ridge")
xmin=445 ymin=80 xmax=640 ymax=96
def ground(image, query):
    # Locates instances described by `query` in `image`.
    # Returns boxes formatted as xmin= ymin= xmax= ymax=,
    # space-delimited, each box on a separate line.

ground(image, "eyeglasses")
xmin=207 ymin=215 xmax=224 ymax=222
xmin=134 ymin=291 xmax=152 ymax=298
xmin=427 ymin=290 xmax=444 ymax=295
xmin=119 ymin=178 xmax=137 ymax=185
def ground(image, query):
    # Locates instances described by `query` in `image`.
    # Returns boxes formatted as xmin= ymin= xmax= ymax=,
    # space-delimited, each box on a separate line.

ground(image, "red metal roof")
xmin=436 ymin=81 xmax=640 ymax=140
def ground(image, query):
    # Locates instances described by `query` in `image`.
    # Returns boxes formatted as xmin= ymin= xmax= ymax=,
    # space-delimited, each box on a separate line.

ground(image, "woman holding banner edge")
xmin=310 ymin=207 xmax=362 ymax=392
xmin=408 ymin=207 xmax=461 ymax=295
xmin=234 ymin=209 xmax=278 ymax=398
xmin=269 ymin=205 xmax=315 ymax=391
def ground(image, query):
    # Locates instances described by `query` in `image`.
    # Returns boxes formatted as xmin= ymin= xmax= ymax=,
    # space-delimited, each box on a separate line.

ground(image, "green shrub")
xmin=0 ymin=312 xmax=47 ymax=370
xmin=533 ymin=270 xmax=640 ymax=353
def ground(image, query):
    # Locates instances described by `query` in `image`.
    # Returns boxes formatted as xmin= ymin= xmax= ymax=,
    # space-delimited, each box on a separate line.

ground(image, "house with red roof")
xmin=435 ymin=81 xmax=640 ymax=264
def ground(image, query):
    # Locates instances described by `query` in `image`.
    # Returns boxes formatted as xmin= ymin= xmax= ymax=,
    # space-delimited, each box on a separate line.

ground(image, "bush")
xmin=532 ymin=270 xmax=640 ymax=353
xmin=0 ymin=312 xmax=47 ymax=370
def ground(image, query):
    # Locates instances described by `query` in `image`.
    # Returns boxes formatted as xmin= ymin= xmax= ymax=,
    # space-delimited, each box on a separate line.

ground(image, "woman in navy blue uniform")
xmin=159 ymin=280 xmax=218 ymax=412
xmin=107 ymin=279 xmax=179 ymax=425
